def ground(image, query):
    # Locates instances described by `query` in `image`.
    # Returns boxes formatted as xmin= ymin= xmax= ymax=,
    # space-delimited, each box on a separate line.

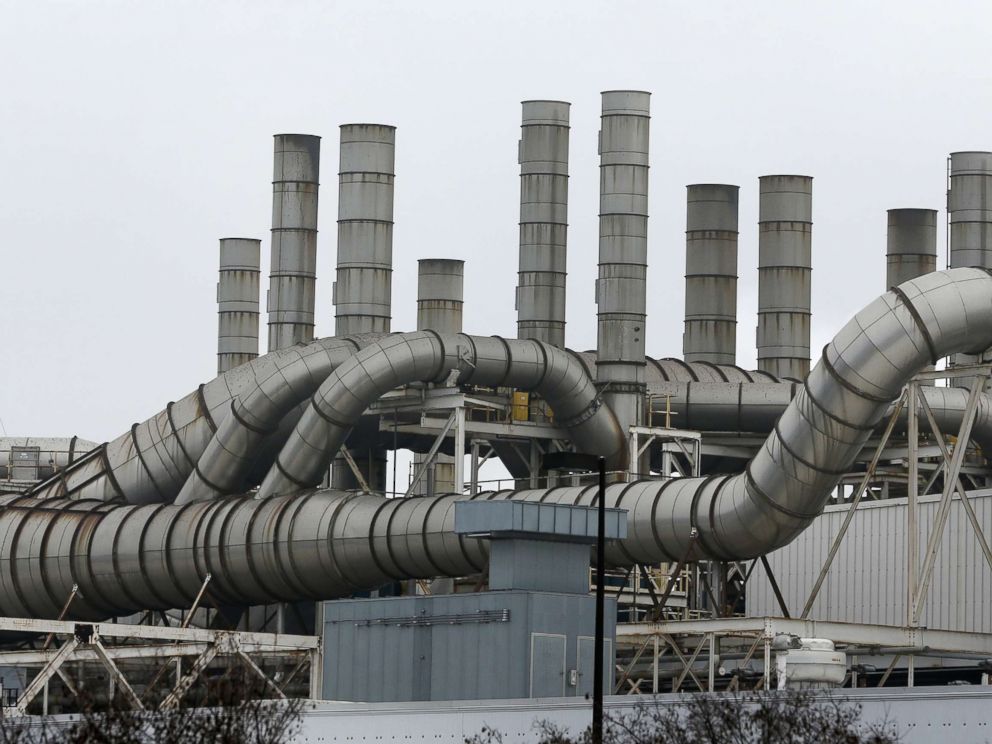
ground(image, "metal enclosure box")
xmin=321 ymin=591 xmax=616 ymax=702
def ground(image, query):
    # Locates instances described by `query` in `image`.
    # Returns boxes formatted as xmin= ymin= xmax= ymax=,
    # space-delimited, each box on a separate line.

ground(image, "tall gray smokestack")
xmin=887 ymin=209 xmax=937 ymax=287
xmin=267 ymin=134 xmax=320 ymax=352
xmin=948 ymin=151 xmax=992 ymax=270
xmin=516 ymin=100 xmax=570 ymax=347
xmin=596 ymin=90 xmax=650 ymax=440
xmin=683 ymin=184 xmax=739 ymax=365
xmin=413 ymin=259 xmax=465 ymax=496
xmin=418 ymin=259 xmax=465 ymax=334
xmin=334 ymin=124 xmax=395 ymax=335
xmin=947 ymin=151 xmax=992 ymax=377
xmin=756 ymin=175 xmax=813 ymax=380
xmin=217 ymin=238 xmax=261 ymax=373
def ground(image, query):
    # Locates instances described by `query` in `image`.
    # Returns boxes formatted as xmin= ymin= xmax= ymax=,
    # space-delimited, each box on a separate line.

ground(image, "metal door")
xmin=530 ymin=633 xmax=566 ymax=697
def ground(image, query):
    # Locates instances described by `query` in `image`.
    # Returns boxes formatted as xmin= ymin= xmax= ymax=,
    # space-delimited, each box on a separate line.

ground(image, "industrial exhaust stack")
xmin=216 ymin=237 xmax=261 ymax=373
xmin=267 ymin=134 xmax=320 ymax=352
xmin=886 ymin=209 xmax=938 ymax=287
xmin=596 ymin=90 xmax=650 ymax=440
xmin=756 ymin=174 xmax=813 ymax=380
xmin=334 ymin=124 xmax=396 ymax=335
xmin=683 ymin=184 xmax=739 ymax=365
xmin=516 ymin=100 xmax=570 ymax=347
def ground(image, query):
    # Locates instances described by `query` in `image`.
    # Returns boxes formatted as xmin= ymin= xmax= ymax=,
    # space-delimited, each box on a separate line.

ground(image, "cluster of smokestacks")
xmin=214 ymin=101 xmax=992 ymax=444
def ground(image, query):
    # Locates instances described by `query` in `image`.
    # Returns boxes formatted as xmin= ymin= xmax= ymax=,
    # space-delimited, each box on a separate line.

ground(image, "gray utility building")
xmin=321 ymin=501 xmax=625 ymax=702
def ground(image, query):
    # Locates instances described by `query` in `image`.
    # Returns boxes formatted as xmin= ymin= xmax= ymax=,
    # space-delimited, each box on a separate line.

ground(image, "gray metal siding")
xmin=747 ymin=491 xmax=992 ymax=632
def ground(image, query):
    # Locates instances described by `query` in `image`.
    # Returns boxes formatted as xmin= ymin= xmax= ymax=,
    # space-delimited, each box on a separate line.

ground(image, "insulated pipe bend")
xmin=174 ymin=334 xmax=378 ymax=504
xmin=258 ymin=332 xmax=627 ymax=498
xmin=27 ymin=335 xmax=380 ymax=505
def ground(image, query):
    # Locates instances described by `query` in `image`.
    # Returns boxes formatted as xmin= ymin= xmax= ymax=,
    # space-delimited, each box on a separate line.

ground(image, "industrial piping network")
xmin=7 ymin=268 xmax=992 ymax=621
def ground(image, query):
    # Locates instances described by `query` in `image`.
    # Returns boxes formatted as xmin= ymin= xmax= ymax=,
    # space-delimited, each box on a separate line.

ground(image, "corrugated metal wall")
xmin=747 ymin=490 xmax=992 ymax=632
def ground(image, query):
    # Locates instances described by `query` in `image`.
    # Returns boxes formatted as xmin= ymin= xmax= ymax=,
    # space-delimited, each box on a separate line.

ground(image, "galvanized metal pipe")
xmin=267 ymin=134 xmax=320 ymax=352
xmin=258 ymin=332 xmax=627 ymax=497
xmin=596 ymin=90 xmax=651 ymax=436
xmin=756 ymin=175 xmax=813 ymax=380
xmin=516 ymin=100 xmax=569 ymax=347
xmin=334 ymin=124 xmax=395 ymax=335
xmin=217 ymin=238 xmax=261 ymax=374
xmin=886 ymin=209 xmax=937 ymax=288
xmin=683 ymin=184 xmax=739 ymax=365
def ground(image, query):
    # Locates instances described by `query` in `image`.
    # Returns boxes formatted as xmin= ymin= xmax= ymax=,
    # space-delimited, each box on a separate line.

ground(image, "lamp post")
xmin=542 ymin=452 xmax=607 ymax=744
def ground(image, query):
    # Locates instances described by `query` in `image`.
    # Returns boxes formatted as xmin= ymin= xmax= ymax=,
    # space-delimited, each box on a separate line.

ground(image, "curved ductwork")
xmin=27 ymin=336 xmax=380 ymax=506
xmin=2 ymin=269 xmax=991 ymax=621
xmin=257 ymin=332 xmax=628 ymax=498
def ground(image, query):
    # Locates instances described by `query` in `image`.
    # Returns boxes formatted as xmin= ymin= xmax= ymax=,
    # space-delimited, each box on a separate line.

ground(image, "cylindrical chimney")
xmin=947 ymin=152 xmax=992 ymax=379
xmin=418 ymin=259 xmax=465 ymax=334
xmin=412 ymin=259 xmax=466 ymax=496
xmin=267 ymin=134 xmax=320 ymax=352
xmin=683 ymin=184 xmax=739 ymax=365
xmin=596 ymin=90 xmax=651 ymax=443
xmin=334 ymin=124 xmax=396 ymax=335
xmin=886 ymin=209 xmax=937 ymax=287
xmin=217 ymin=238 xmax=261 ymax=374
xmin=948 ymin=151 xmax=992 ymax=270
xmin=516 ymin=100 xmax=570 ymax=347
xmin=756 ymin=175 xmax=813 ymax=380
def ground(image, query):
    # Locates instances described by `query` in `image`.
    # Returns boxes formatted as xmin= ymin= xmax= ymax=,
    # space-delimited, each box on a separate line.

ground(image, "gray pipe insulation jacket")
xmin=257 ymin=332 xmax=628 ymax=497
xmin=1 ymin=268 xmax=991 ymax=620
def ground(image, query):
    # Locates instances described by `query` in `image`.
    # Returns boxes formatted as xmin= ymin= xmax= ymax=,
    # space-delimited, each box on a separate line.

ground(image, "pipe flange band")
xmin=229 ymin=400 xmax=278 ymax=436
xmin=802 ymin=379 xmax=877 ymax=432
xmin=745 ymin=464 xmax=824 ymax=521
xmin=890 ymin=286 xmax=939 ymax=365
xmin=773 ymin=420 xmax=852 ymax=477
xmin=820 ymin=345 xmax=898 ymax=404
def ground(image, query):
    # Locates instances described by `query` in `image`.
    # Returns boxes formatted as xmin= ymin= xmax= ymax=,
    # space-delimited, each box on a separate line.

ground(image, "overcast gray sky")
xmin=2 ymin=0 xmax=991 ymax=445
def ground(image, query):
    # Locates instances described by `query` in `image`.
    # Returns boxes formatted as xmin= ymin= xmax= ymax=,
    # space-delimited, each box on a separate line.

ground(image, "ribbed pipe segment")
xmin=334 ymin=124 xmax=395 ymax=335
xmin=26 ymin=336 xmax=379 ymax=506
xmin=258 ymin=332 xmax=627 ymax=498
xmin=683 ymin=184 xmax=739 ymax=365
xmin=756 ymin=174 xmax=813 ymax=380
xmin=516 ymin=100 xmax=569 ymax=347
xmin=596 ymin=90 xmax=651 ymax=436
xmin=217 ymin=238 xmax=261 ymax=373
xmin=887 ymin=209 xmax=937 ymax=288
xmin=267 ymin=134 xmax=320 ymax=352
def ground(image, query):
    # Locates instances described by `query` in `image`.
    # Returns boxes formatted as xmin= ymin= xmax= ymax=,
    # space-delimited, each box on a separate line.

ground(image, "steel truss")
xmin=0 ymin=616 xmax=319 ymax=716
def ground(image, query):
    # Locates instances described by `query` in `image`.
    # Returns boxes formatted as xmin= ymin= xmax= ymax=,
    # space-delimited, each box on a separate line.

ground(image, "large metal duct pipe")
xmin=267 ymin=134 xmax=320 ymax=352
xmin=683 ymin=184 xmax=739 ymax=365
xmin=217 ymin=238 xmax=261 ymax=374
xmin=412 ymin=259 xmax=465 ymax=495
xmin=516 ymin=100 xmax=569 ymax=347
xmin=257 ymin=331 xmax=627 ymax=498
xmin=948 ymin=151 xmax=992 ymax=270
xmin=886 ymin=209 xmax=937 ymax=288
xmin=27 ymin=335 xmax=379 ymax=505
xmin=596 ymin=90 xmax=651 ymax=437
xmin=334 ymin=124 xmax=395 ymax=335
xmin=7 ymin=267 xmax=992 ymax=622
xmin=756 ymin=175 xmax=813 ymax=380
